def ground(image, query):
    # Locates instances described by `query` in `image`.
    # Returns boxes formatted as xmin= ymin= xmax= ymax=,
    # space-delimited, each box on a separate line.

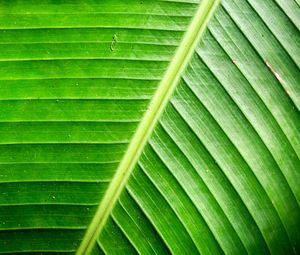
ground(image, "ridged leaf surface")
xmin=0 ymin=0 xmax=299 ymax=254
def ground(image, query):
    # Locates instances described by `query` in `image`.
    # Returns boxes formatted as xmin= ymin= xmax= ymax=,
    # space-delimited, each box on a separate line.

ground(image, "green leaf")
xmin=0 ymin=0 xmax=299 ymax=255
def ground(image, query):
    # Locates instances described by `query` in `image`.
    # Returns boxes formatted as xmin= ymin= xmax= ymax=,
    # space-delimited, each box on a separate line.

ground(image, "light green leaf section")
xmin=0 ymin=0 xmax=299 ymax=255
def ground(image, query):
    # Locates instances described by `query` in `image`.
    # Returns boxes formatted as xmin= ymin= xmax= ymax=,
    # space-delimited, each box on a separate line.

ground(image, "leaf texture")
xmin=0 ymin=0 xmax=200 ymax=253
xmin=0 ymin=0 xmax=300 ymax=255
xmin=96 ymin=1 xmax=300 ymax=255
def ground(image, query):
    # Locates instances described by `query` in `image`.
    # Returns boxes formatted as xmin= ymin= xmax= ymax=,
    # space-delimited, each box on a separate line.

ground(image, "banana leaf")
xmin=0 ymin=0 xmax=299 ymax=254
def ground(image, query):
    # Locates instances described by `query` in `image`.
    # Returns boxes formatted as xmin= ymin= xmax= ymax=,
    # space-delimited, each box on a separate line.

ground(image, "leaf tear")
xmin=265 ymin=60 xmax=283 ymax=83
xmin=110 ymin=34 xmax=118 ymax=51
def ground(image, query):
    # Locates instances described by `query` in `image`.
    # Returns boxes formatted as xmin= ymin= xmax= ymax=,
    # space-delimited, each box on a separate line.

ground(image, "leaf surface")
xmin=0 ymin=0 xmax=299 ymax=254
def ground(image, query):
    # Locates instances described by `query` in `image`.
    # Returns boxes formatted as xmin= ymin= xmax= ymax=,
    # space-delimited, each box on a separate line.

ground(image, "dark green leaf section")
xmin=98 ymin=190 xmax=171 ymax=255
xmin=0 ymin=0 xmax=199 ymax=253
xmin=0 ymin=205 xmax=97 ymax=230
xmin=0 ymin=229 xmax=83 ymax=254
xmin=98 ymin=1 xmax=300 ymax=254
xmin=0 ymin=122 xmax=137 ymax=144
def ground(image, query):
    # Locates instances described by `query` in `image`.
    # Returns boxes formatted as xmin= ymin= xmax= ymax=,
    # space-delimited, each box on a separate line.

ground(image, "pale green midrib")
xmin=76 ymin=1 xmax=221 ymax=254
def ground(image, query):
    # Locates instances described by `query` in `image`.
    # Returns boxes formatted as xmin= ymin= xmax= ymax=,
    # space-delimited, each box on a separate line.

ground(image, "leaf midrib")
xmin=76 ymin=1 xmax=221 ymax=254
